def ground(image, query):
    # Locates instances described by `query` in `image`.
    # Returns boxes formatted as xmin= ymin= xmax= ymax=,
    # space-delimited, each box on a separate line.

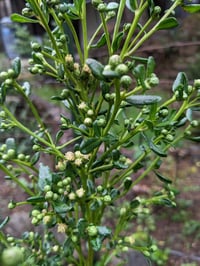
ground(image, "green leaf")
xmin=133 ymin=64 xmax=146 ymax=88
xmin=126 ymin=95 xmax=161 ymax=106
xmin=172 ymin=72 xmax=188 ymax=92
xmin=11 ymin=13 xmax=39 ymax=23
xmin=149 ymin=141 xmax=167 ymax=157
xmin=90 ymin=199 xmax=103 ymax=211
xmin=86 ymin=58 xmax=105 ymax=80
xmin=106 ymin=2 xmax=119 ymax=11
xmin=156 ymin=17 xmax=179 ymax=30
xmin=0 ymin=83 xmax=7 ymax=104
xmin=185 ymin=136 xmax=200 ymax=142
xmin=112 ymin=31 xmax=124 ymax=52
xmin=30 ymin=152 xmax=40 ymax=165
xmin=27 ymin=196 xmax=45 ymax=203
xmin=11 ymin=57 xmax=21 ymax=78
xmin=182 ymin=4 xmax=200 ymax=13
xmin=146 ymin=56 xmax=155 ymax=77
xmin=54 ymin=203 xmax=73 ymax=213
xmin=91 ymin=33 xmax=106 ymax=48
xmin=0 ymin=216 xmax=9 ymax=229
xmin=102 ymin=69 xmax=120 ymax=79
xmin=154 ymin=171 xmax=172 ymax=184
xmin=55 ymin=130 xmax=64 ymax=144
xmin=5 ymin=138 xmax=16 ymax=150
xmin=38 ymin=163 xmax=52 ymax=190
xmin=87 ymin=179 xmax=95 ymax=195
xmin=22 ymin=82 xmax=31 ymax=96
xmin=80 ymin=137 xmax=102 ymax=154
xmin=97 ymin=226 xmax=111 ymax=237
xmin=126 ymin=0 xmax=138 ymax=12
xmin=130 ymin=199 xmax=140 ymax=209
xmin=110 ymin=188 xmax=120 ymax=199
xmin=124 ymin=177 xmax=132 ymax=190
xmin=77 ymin=218 xmax=87 ymax=235
xmin=91 ymin=237 xmax=102 ymax=251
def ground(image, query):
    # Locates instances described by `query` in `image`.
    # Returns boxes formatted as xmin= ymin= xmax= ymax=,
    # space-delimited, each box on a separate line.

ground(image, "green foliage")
xmin=0 ymin=0 xmax=200 ymax=265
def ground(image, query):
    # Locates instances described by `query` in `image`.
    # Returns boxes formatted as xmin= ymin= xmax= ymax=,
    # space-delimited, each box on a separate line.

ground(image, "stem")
xmin=87 ymin=22 xmax=104 ymax=50
xmin=126 ymin=0 xmax=181 ymax=57
xmin=100 ymin=12 xmax=112 ymax=56
xmin=120 ymin=1 xmax=148 ymax=59
xmin=173 ymin=100 xmax=188 ymax=121
xmin=111 ymin=0 xmax=126 ymax=50
xmin=0 ymin=164 xmax=34 ymax=196
xmin=58 ymin=136 xmax=82 ymax=150
xmin=0 ymin=232 xmax=9 ymax=247
xmin=103 ymin=80 xmax=121 ymax=135
xmin=32 ymin=1 xmax=63 ymax=61
xmin=14 ymin=82 xmax=45 ymax=128
xmin=63 ymin=13 xmax=84 ymax=63
xmin=81 ymin=0 xmax=88 ymax=62
xmin=2 ymin=106 xmax=64 ymax=158
xmin=127 ymin=15 xmax=154 ymax=52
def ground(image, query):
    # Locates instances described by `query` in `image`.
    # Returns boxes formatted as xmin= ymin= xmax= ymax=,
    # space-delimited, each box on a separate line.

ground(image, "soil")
xmin=0 ymin=12 xmax=200 ymax=266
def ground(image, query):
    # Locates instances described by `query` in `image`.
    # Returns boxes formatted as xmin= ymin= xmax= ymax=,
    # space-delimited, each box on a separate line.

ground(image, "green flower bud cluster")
xmin=65 ymin=54 xmax=74 ymax=71
xmin=22 ymin=2 xmax=34 ymax=17
xmin=87 ymin=225 xmax=98 ymax=237
xmin=46 ymin=0 xmax=60 ymax=8
xmin=157 ymin=107 xmax=169 ymax=118
xmin=29 ymin=64 xmax=45 ymax=75
xmin=144 ymin=73 xmax=159 ymax=89
xmin=44 ymin=176 xmax=72 ymax=201
xmin=64 ymin=150 xmax=91 ymax=167
xmin=92 ymin=0 xmax=103 ymax=8
xmin=174 ymin=83 xmax=195 ymax=101
xmin=102 ymin=54 xmax=130 ymax=81
xmin=31 ymin=208 xmax=56 ymax=226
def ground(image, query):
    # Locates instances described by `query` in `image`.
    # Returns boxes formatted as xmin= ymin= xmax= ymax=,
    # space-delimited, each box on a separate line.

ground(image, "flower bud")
xmin=108 ymin=54 xmax=122 ymax=68
xmin=87 ymin=225 xmax=98 ymax=237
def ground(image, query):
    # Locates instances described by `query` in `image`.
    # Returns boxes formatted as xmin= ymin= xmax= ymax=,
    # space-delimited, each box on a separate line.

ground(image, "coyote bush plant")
xmin=0 ymin=0 xmax=200 ymax=265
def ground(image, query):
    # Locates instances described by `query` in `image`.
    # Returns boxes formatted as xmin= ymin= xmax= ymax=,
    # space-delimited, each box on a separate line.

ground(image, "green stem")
xmin=100 ymin=12 xmax=112 ymax=56
xmin=127 ymin=15 xmax=154 ymax=52
xmin=126 ymin=0 xmax=181 ymax=57
xmin=173 ymin=100 xmax=188 ymax=121
xmin=57 ymin=136 xmax=82 ymax=150
xmin=63 ymin=13 xmax=84 ymax=63
xmin=0 ymin=164 xmax=34 ymax=196
xmin=0 ymin=232 xmax=9 ymax=247
xmin=120 ymin=1 xmax=148 ymax=59
xmin=2 ymin=106 xmax=64 ymax=158
xmin=81 ymin=0 xmax=88 ymax=62
xmin=87 ymin=22 xmax=104 ymax=50
xmin=103 ymin=80 xmax=121 ymax=135
xmin=32 ymin=1 xmax=63 ymax=60
xmin=111 ymin=0 xmax=126 ymax=51
xmin=14 ymin=82 xmax=45 ymax=128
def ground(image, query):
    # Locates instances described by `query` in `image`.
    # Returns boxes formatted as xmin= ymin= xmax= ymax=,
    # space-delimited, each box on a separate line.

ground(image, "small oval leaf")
xmin=91 ymin=33 xmax=106 ymax=48
xmin=27 ymin=196 xmax=45 ymax=203
xmin=0 ymin=216 xmax=9 ymax=229
xmin=126 ymin=95 xmax=162 ymax=106
xmin=86 ymin=58 xmax=105 ymax=80
xmin=11 ymin=13 xmax=39 ymax=23
xmin=182 ymin=4 xmax=200 ymax=13
xmin=80 ymin=137 xmax=102 ymax=154
xmin=156 ymin=17 xmax=179 ymax=30
xmin=155 ymin=171 xmax=172 ymax=184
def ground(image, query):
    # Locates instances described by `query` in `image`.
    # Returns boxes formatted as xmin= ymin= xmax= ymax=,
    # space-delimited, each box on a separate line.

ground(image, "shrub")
xmin=0 ymin=1 xmax=200 ymax=265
